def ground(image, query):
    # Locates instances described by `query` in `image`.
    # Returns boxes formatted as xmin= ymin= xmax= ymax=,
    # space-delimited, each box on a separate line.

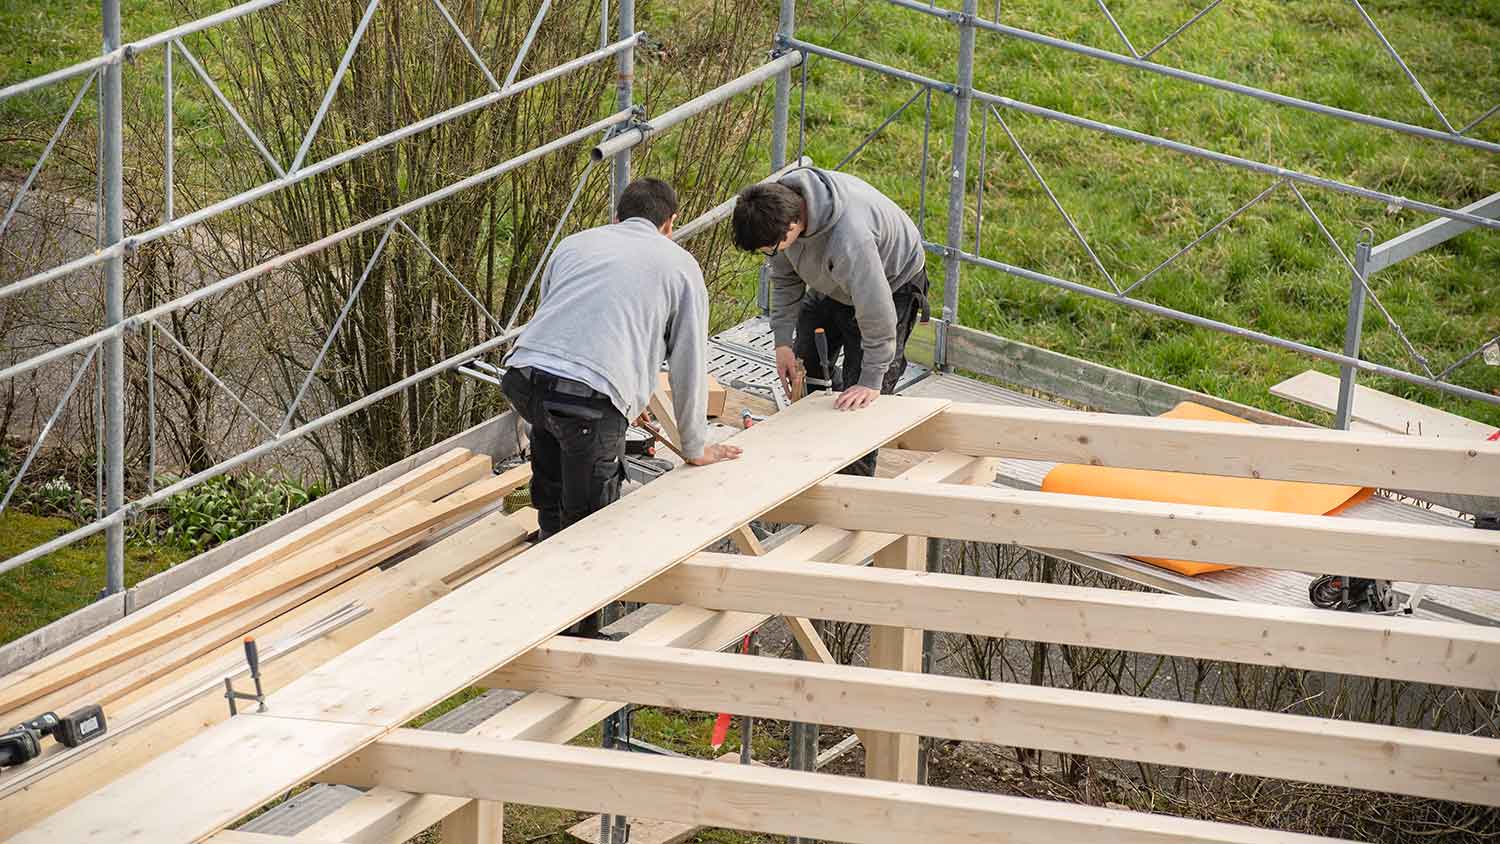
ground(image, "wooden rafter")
xmin=13 ymin=397 xmax=948 ymax=844
xmin=11 ymin=398 xmax=1500 ymax=844
xmin=897 ymin=404 xmax=1500 ymax=495
xmin=290 ymin=451 xmax=989 ymax=844
xmin=765 ymin=476 xmax=1500 ymax=588
xmin=628 ymin=554 xmax=1500 ymax=690
xmin=330 ymin=731 xmax=1352 ymax=844
xmin=485 ymin=637 xmax=1500 ymax=806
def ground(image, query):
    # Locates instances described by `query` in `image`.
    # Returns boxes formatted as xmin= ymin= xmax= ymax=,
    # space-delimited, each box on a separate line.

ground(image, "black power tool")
xmin=0 ymin=703 xmax=108 ymax=768
xmin=1308 ymin=575 xmax=1396 ymax=613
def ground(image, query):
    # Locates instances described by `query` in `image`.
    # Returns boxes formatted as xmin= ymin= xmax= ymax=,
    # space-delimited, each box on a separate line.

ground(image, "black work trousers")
xmin=793 ymin=268 xmax=928 ymax=477
xmin=500 ymin=366 xmax=628 ymax=541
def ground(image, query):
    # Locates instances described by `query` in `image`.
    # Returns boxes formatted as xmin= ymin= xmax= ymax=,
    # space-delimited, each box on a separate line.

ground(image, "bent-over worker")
xmin=503 ymin=177 xmax=741 ymax=556
xmin=731 ymin=166 xmax=928 ymax=476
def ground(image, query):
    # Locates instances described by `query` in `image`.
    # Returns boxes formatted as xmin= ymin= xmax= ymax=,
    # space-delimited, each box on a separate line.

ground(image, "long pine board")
xmin=0 ymin=449 xmax=473 ymax=693
xmin=13 ymin=395 xmax=947 ymax=844
xmin=494 ymin=638 xmax=1500 ymax=805
xmin=630 ymin=554 xmax=1500 ymax=690
xmin=0 ymin=512 xmax=531 ymax=835
xmin=767 ymin=476 xmax=1500 ymax=589
xmin=0 ymin=474 xmax=512 ymax=717
xmin=1271 ymin=370 xmax=1496 ymax=439
xmin=896 ymin=402 xmax=1500 ymax=495
xmin=296 ymin=453 xmax=987 ymax=844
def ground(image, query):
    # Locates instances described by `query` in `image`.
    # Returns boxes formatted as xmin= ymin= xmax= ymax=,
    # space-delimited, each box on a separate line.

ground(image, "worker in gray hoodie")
xmin=731 ymin=166 xmax=928 ymax=476
xmin=503 ymin=178 xmax=741 ymax=575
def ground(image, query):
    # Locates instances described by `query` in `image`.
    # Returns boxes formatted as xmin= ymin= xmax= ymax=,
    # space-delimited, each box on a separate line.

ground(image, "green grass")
xmin=718 ymin=0 xmax=1500 ymax=427
xmin=12 ymin=2 xmax=1494 ymax=427
xmin=0 ymin=512 xmax=191 ymax=645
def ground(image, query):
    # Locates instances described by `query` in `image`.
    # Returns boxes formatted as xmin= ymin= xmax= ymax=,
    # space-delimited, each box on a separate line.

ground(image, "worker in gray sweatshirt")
xmin=731 ymin=166 xmax=928 ymax=476
xmin=503 ymin=178 xmax=741 ymax=583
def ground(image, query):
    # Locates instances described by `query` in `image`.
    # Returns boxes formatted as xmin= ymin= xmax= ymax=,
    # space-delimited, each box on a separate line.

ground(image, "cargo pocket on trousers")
xmin=591 ymin=453 xmax=626 ymax=511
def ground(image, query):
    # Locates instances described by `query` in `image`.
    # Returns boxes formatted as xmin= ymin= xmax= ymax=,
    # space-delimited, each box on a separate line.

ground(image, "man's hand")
xmin=687 ymin=443 xmax=744 ymax=466
xmin=774 ymin=345 xmax=798 ymax=399
xmin=834 ymin=385 xmax=879 ymax=411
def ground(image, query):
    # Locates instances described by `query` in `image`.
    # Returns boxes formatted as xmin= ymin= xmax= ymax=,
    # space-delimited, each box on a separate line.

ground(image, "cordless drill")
xmin=0 ymin=704 xmax=108 ymax=768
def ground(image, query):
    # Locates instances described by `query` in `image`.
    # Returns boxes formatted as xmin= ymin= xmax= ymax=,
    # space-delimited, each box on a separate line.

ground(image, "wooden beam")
xmin=627 ymin=555 xmax=1500 ymax=691
xmin=488 ymin=638 xmax=1500 ymax=806
xmin=0 ymin=449 xmax=474 ymax=696
xmin=0 ymin=471 xmax=514 ymax=717
xmin=217 ymin=833 xmax=350 ymax=844
xmin=333 ymin=730 xmax=1349 ymax=844
xmin=764 ymin=476 xmax=1500 ymax=589
xmin=895 ymin=402 xmax=1500 ymax=495
xmin=647 ymin=386 xmax=682 ymax=452
xmin=295 ymin=451 xmax=987 ymax=844
xmin=20 ymin=396 xmax=947 ymax=844
xmin=0 ymin=511 xmax=531 ymax=834
xmin=439 ymin=799 xmax=503 ymax=844
xmin=728 ymin=523 xmax=764 ymax=555
xmin=864 ymin=535 xmax=924 ymax=782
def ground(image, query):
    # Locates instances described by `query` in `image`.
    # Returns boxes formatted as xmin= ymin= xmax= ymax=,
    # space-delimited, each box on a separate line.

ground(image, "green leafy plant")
xmin=158 ymin=472 xmax=327 ymax=552
xmin=29 ymin=476 xmax=87 ymax=518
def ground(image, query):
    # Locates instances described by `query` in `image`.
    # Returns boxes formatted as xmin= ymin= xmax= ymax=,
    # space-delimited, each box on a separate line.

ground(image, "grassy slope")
xmin=0 ymin=512 xmax=190 ymax=645
xmin=772 ymin=0 xmax=1500 ymax=426
xmin=7 ymin=2 xmax=1495 ymax=426
xmin=2 ymin=6 xmax=1497 ymax=836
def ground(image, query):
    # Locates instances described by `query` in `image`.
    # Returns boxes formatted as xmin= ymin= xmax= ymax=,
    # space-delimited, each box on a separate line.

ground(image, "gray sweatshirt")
xmin=768 ymin=167 xmax=925 ymax=389
xmin=506 ymin=217 xmax=711 ymax=459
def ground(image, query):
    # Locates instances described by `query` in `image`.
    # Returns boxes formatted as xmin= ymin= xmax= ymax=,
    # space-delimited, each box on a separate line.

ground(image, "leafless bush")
xmin=932 ymin=540 xmax=1500 ymax=840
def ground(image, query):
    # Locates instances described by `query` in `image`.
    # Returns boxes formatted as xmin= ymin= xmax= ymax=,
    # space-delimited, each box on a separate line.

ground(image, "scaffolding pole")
xmin=938 ymin=0 xmax=978 ymax=370
xmin=764 ymin=0 xmax=797 ymax=313
xmin=101 ymin=0 xmax=126 ymax=596
xmin=592 ymin=52 xmax=804 ymax=161
xmin=1334 ymin=234 xmax=1373 ymax=430
xmin=611 ymin=0 xmax=635 ymax=210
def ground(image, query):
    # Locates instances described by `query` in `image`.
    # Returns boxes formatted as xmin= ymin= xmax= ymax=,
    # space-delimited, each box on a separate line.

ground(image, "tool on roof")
xmin=223 ymin=637 xmax=267 ymax=715
xmin=710 ymin=633 xmax=755 ymax=751
xmin=807 ymin=327 xmax=839 ymax=393
xmin=1308 ymin=575 xmax=1396 ymax=613
xmin=0 ymin=704 xmax=108 ymax=769
xmin=636 ymin=418 xmax=686 ymax=461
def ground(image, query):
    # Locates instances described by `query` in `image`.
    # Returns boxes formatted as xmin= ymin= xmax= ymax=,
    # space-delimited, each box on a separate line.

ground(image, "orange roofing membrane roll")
xmin=1041 ymin=402 xmax=1373 ymax=576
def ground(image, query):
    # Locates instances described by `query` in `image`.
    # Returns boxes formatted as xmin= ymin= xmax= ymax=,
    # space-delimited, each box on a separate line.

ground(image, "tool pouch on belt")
xmin=540 ymin=374 xmax=607 ymax=421
xmin=902 ymin=266 xmax=932 ymax=324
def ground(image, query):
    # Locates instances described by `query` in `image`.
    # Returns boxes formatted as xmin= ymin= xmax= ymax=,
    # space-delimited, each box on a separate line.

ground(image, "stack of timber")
xmin=0 ymin=447 xmax=539 ymax=833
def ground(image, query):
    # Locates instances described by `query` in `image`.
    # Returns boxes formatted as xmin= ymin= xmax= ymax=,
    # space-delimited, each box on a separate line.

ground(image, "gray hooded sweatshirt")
xmin=506 ymin=217 xmax=711 ymax=459
xmin=768 ymin=167 xmax=925 ymax=389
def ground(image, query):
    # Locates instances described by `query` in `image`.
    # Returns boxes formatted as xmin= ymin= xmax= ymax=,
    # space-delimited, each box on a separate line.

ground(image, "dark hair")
xmin=617 ymin=178 xmax=678 ymax=228
xmin=732 ymin=183 xmax=803 ymax=251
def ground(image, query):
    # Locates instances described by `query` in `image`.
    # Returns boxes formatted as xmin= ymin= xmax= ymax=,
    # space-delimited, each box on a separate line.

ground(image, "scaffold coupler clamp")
xmin=223 ymin=637 xmax=268 ymax=716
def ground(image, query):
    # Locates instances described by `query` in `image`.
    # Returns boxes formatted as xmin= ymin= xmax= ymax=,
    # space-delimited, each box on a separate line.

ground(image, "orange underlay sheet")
xmin=1041 ymin=402 xmax=1373 ymax=576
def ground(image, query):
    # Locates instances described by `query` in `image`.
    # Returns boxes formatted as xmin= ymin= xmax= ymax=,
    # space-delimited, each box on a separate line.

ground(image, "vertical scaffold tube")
xmin=939 ymin=0 xmax=978 ymax=370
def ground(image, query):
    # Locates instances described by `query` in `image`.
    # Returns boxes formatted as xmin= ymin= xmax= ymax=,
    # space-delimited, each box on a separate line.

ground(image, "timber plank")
xmin=494 ymin=638 xmax=1500 ymax=805
xmin=297 ymin=453 xmax=988 ymax=844
xmin=23 ymin=395 xmax=946 ymax=844
xmin=1272 ymin=370 xmax=1496 ymax=439
xmin=629 ymin=554 xmax=1500 ymax=690
xmin=0 ymin=474 xmax=511 ymax=717
xmin=0 ymin=511 xmax=530 ymax=834
xmin=333 ymin=732 xmax=1347 ymax=844
xmin=766 ymin=476 xmax=1500 ymax=589
xmin=4 ymin=716 xmax=380 ymax=844
xmin=0 ymin=449 xmax=474 ymax=693
xmin=896 ymin=402 xmax=1500 ymax=495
